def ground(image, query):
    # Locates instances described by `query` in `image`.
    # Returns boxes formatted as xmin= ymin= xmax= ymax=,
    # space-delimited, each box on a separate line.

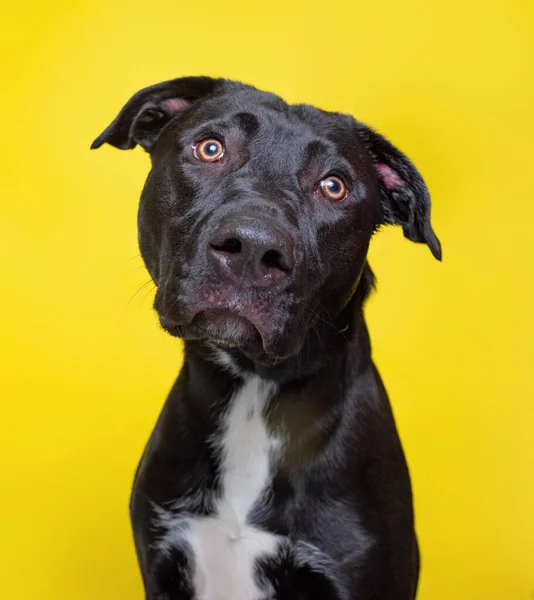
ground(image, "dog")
xmin=92 ymin=76 xmax=441 ymax=600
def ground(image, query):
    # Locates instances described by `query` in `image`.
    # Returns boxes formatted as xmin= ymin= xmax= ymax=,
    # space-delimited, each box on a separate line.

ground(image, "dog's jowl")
xmin=92 ymin=77 xmax=441 ymax=600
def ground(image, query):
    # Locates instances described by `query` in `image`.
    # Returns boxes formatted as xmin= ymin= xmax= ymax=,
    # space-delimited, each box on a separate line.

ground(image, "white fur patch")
xmin=154 ymin=375 xmax=281 ymax=600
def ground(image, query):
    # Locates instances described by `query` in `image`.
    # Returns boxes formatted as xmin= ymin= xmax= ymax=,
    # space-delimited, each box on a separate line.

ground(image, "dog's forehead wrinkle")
xmin=199 ymin=93 xmax=313 ymax=144
xmin=305 ymin=139 xmax=332 ymax=156
xmin=231 ymin=111 xmax=260 ymax=136
xmin=249 ymin=121 xmax=357 ymax=183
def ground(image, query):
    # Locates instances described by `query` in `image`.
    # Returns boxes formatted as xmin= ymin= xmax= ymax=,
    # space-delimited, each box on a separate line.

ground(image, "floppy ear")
xmin=357 ymin=124 xmax=442 ymax=261
xmin=91 ymin=76 xmax=219 ymax=152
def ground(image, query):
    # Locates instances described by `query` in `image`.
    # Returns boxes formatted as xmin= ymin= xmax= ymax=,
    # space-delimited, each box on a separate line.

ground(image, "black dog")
xmin=92 ymin=76 xmax=441 ymax=600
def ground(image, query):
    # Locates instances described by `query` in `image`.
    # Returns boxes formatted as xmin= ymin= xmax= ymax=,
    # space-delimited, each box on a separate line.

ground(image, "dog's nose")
xmin=208 ymin=215 xmax=294 ymax=287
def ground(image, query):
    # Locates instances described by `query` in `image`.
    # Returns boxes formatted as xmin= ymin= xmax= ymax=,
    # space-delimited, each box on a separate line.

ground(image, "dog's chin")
xmin=190 ymin=309 xmax=263 ymax=351
xmin=159 ymin=308 xmax=300 ymax=362
xmin=159 ymin=309 xmax=262 ymax=350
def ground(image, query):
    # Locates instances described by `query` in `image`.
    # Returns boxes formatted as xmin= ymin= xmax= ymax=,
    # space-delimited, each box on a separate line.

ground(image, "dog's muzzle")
xmin=155 ymin=211 xmax=302 ymax=358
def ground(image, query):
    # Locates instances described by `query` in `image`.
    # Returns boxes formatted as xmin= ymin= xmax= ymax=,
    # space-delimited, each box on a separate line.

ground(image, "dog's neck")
xmin=178 ymin=298 xmax=376 ymax=469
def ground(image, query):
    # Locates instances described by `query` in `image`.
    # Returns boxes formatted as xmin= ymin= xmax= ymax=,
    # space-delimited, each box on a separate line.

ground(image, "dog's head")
xmin=92 ymin=77 xmax=441 ymax=364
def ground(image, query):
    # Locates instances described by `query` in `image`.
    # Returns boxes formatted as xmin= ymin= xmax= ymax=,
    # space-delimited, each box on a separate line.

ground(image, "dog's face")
xmin=93 ymin=77 xmax=441 ymax=363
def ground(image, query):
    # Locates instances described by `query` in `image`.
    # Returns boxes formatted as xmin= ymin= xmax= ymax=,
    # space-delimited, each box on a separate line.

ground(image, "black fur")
xmin=92 ymin=76 xmax=440 ymax=599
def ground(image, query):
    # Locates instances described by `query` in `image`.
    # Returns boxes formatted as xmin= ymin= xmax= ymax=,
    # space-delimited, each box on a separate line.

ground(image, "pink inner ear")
xmin=376 ymin=163 xmax=405 ymax=190
xmin=161 ymin=97 xmax=191 ymax=114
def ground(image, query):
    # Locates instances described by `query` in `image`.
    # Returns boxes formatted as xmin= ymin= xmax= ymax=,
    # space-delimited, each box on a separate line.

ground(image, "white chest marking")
xmin=155 ymin=375 xmax=281 ymax=600
xmin=217 ymin=375 xmax=277 ymax=522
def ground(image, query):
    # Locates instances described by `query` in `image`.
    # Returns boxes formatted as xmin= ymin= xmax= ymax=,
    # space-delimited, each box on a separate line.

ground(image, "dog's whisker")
xmin=125 ymin=279 xmax=155 ymax=309
xmin=124 ymin=264 xmax=150 ymax=274
xmin=142 ymin=283 xmax=157 ymax=306
xmin=122 ymin=254 xmax=143 ymax=262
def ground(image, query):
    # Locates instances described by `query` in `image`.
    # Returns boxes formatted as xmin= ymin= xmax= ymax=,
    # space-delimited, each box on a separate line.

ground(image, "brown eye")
xmin=319 ymin=175 xmax=347 ymax=201
xmin=194 ymin=138 xmax=225 ymax=162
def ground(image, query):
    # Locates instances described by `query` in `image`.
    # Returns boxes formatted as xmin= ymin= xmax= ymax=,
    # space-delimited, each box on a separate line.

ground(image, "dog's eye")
xmin=319 ymin=176 xmax=347 ymax=201
xmin=194 ymin=138 xmax=225 ymax=162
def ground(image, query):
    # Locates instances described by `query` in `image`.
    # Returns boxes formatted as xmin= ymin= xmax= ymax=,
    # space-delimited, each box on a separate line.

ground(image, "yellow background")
xmin=1 ymin=0 xmax=533 ymax=598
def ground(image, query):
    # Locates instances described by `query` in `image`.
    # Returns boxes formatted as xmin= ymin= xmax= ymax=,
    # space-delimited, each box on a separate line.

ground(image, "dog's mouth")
xmin=190 ymin=308 xmax=263 ymax=349
xmin=159 ymin=307 xmax=265 ymax=352
xmin=155 ymin=281 xmax=306 ymax=361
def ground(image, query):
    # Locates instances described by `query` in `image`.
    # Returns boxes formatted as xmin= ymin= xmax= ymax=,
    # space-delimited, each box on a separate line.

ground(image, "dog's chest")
xmin=155 ymin=375 xmax=282 ymax=600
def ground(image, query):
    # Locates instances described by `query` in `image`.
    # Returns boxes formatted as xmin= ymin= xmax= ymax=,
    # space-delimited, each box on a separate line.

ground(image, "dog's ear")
xmin=91 ymin=76 xmax=219 ymax=152
xmin=356 ymin=124 xmax=442 ymax=261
